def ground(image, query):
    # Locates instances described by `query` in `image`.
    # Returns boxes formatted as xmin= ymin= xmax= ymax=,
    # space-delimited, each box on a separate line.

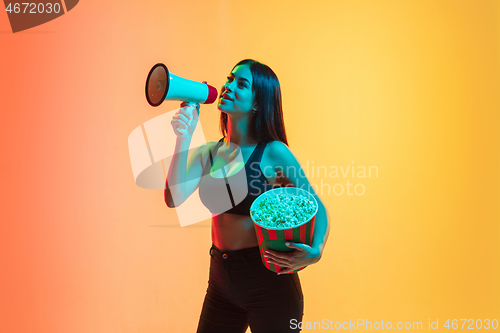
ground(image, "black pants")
xmin=196 ymin=244 xmax=304 ymax=333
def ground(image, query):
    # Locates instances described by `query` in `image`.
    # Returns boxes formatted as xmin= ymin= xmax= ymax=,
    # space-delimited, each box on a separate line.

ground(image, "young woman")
xmin=165 ymin=59 xmax=330 ymax=333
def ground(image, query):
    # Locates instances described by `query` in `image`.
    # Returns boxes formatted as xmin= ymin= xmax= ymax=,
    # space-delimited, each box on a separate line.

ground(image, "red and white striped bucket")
xmin=250 ymin=187 xmax=318 ymax=274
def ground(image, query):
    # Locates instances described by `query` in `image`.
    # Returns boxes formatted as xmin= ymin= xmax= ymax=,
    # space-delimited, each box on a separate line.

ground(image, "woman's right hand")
xmin=171 ymin=102 xmax=200 ymax=138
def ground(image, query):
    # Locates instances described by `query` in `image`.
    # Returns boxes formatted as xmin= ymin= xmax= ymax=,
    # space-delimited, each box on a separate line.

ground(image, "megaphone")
xmin=145 ymin=63 xmax=218 ymax=107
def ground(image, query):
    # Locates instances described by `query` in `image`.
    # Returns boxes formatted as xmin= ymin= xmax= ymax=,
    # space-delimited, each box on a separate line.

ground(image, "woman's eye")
xmin=226 ymin=76 xmax=233 ymax=82
xmin=238 ymin=83 xmax=245 ymax=88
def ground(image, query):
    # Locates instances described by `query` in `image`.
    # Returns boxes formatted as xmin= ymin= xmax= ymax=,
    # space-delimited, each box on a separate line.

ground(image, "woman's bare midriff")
xmin=211 ymin=213 xmax=259 ymax=250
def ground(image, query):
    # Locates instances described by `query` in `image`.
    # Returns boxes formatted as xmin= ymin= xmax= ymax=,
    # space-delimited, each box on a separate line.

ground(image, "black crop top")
xmin=198 ymin=138 xmax=275 ymax=216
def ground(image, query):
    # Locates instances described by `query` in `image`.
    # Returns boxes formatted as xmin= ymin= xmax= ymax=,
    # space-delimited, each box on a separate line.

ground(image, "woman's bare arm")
xmin=165 ymin=103 xmax=208 ymax=207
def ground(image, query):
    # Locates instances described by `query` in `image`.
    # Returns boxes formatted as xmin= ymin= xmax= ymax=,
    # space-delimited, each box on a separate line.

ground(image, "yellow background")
xmin=0 ymin=0 xmax=498 ymax=332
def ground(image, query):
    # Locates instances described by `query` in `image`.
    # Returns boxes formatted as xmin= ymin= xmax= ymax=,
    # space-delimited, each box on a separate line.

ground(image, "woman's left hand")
xmin=264 ymin=242 xmax=322 ymax=275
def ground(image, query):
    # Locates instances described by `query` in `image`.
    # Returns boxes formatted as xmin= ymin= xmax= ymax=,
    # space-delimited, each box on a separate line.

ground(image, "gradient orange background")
xmin=1 ymin=1 xmax=499 ymax=332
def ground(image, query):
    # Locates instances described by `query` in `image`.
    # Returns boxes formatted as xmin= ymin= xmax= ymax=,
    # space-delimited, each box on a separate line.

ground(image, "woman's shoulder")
xmin=264 ymin=140 xmax=289 ymax=154
xmin=264 ymin=140 xmax=299 ymax=167
xmin=198 ymin=138 xmax=224 ymax=152
xmin=261 ymin=140 xmax=302 ymax=186
xmin=262 ymin=140 xmax=290 ymax=163
xmin=192 ymin=138 xmax=224 ymax=167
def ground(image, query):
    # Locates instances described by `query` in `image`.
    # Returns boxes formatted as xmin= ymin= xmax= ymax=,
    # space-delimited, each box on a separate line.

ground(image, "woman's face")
xmin=217 ymin=64 xmax=256 ymax=114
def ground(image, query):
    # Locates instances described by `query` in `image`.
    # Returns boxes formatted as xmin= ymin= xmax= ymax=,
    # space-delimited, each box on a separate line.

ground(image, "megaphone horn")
xmin=145 ymin=63 xmax=218 ymax=107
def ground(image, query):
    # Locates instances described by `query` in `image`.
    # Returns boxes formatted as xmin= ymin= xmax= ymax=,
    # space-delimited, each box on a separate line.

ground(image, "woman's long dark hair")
xmin=219 ymin=59 xmax=288 ymax=146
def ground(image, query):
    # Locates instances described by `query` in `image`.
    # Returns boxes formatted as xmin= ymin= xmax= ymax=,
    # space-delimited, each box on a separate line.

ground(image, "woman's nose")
xmin=225 ymin=81 xmax=234 ymax=92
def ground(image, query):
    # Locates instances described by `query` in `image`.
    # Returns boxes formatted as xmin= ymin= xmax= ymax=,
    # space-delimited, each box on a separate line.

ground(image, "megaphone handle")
xmin=180 ymin=101 xmax=200 ymax=127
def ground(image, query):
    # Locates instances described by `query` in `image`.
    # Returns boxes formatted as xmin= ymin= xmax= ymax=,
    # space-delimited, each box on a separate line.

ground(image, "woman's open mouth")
xmin=221 ymin=93 xmax=233 ymax=101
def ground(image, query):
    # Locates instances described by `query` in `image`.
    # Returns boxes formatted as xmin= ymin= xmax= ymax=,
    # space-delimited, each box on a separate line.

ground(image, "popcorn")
xmin=250 ymin=193 xmax=317 ymax=228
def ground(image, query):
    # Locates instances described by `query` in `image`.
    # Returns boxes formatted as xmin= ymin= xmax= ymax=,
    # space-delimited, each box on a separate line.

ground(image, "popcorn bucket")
xmin=250 ymin=186 xmax=318 ymax=274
